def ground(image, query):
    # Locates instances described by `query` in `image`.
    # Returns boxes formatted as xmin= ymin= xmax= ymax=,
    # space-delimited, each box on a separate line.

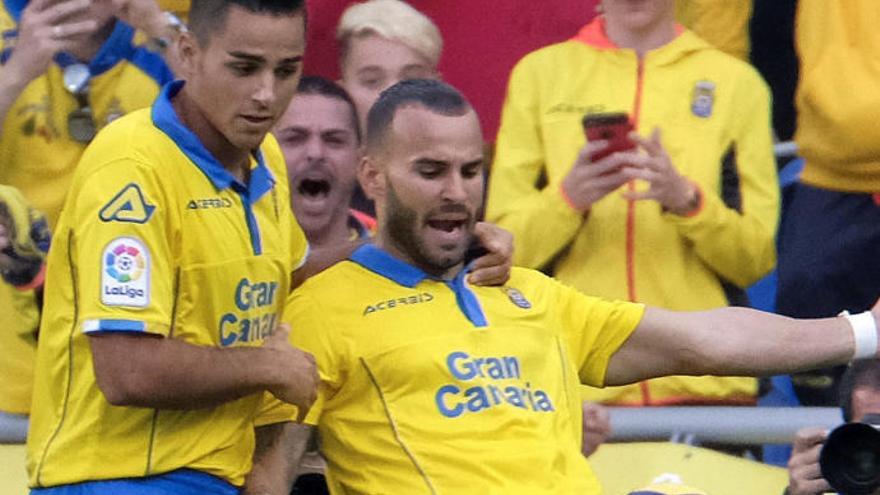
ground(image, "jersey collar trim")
xmin=350 ymin=244 xmax=426 ymax=288
xmin=151 ymin=80 xmax=275 ymax=205
xmin=350 ymin=244 xmax=488 ymax=327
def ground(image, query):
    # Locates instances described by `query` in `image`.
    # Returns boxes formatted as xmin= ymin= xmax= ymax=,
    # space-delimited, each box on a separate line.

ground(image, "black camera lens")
xmin=820 ymin=422 xmax=880 ymax=495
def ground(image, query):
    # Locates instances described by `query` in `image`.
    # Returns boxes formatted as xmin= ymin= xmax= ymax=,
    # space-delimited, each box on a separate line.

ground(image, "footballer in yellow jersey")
xmin=260 ymin=79 xmax=876 ymax=495
xmin=27 ymin=1 xmax=317 ymax=493
xmin=288 ymin=249 xmax=643 ymax=494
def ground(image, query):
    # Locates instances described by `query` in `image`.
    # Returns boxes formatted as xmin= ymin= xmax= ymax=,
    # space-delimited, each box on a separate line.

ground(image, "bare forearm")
xmin=0 ymin=65 xmax=33 ymax=137
xmin=245 ymin=422 xmax=313 ymax=495
xmin=607 ymin=306 xmax=854 ymax=386
xmin=90 ymin=334 xmax=284 ymax=409
xmin=685 ymin=307 xmax=852 ymax=375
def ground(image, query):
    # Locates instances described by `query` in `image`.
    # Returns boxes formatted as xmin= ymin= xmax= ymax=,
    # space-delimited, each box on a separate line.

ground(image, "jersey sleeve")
xmin=253 ymin=391 xmax=300 ymax=427
xmin=282 ymin=288 xmax=346 ymax=426
xmin=72 ymin=158 xmax=176 ymax=337
xmin=551 ymin=278 xmax=646 ymax=387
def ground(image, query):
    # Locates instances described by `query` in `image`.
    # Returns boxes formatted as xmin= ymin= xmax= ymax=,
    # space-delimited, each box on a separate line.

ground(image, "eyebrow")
xmin=276 ymin=126 xmax=354 ymax=137
xmin=227 ymin=52 xmax=303 ymax=65
xmin=401 ymin=63 xmax=431 ymax=72
xmin=413 ymin=158 xmax=447 ymax=167
xmin=227 ymin=52 xmax=265 ymax=63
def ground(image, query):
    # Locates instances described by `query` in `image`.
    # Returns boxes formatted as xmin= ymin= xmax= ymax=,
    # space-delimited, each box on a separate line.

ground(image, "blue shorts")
xmin=30 ymin=469 xmax=239 ymax=495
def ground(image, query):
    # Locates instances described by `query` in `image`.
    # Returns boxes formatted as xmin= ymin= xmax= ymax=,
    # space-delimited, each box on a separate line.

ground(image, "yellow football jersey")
xmin=284 ymin=245 xmax=644 ymax=495
xmin=27 ymin=81 xmax=308 ymax=488
xmin=0 ymin=282 xmax=39 ymax=415
xmin=0 ymin=6 xmax=174 ymax=229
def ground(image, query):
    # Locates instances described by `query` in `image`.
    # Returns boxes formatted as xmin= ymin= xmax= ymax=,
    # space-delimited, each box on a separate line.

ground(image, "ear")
xmin=175 ymin=31 xmax=200 ymax=77
xmin=358 ymin=155 xmax=385 ymax=203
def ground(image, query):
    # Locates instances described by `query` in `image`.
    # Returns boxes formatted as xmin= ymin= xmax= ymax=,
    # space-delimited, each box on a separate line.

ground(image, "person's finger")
xmin=629 ymin=128 xmax=665 ymax=158
xmin=616 ymin=166 xmax=659 ymax=185
xmin=468 ymin=250 xmax=503 ymax=271
xmin=265 ymin=323 xmax=291 ymax=347
xmin=586 ymin=169 xmax=635 ymax=193
xmin=797 ymin=459 xmax=824 ymax=481
xmin=584 ymin=151 xmax=635 ymax=174
xmin=43 ymin=19 xmax=98 ymax=40
xmin=39 ymin=0 xmax=91 ymax=24
xmin=23 ymin=0 xmax=58 ymax=15
xmin=575 ymin=140 xmax=609 ymax=166
xmin=621 ymin=188 xmax=660 ymax=203
xmin=295 ymin=401 xmax=311 ymax=423
xmin=798 ymin=478 xmax=832 ymax=494
xmin=467 ymin=262 xmax=510 ymax=286
xmin=472 ymin=222 xmax=513 ymax=259
xmin=792 ymin=427 xmax=827 ymax=451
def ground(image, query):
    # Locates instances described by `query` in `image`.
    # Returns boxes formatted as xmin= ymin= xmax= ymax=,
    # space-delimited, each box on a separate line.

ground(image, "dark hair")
xmin=188 ymin=0 xmax=307 ymax=46
xmin=296 ymin=76 xmax=361 ymax=143
xmin=839 ymin=359 xmax=880 ymax=422
xmin=365 ymin=78 xmax=471 ymax=153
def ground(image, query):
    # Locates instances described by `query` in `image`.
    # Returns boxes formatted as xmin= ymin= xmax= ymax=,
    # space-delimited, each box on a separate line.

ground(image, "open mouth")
xmin=426 ymin=219 xmax=466 ymax=232
xmin=298 ymin=178 xmax=331 ymax=198
xmin=241 ymin=115 xmax=272 ymax=125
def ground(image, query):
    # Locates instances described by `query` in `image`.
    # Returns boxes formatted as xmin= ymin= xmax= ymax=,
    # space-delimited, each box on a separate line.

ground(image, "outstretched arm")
xmin=604 ymin=301 xmax=879 ymax=386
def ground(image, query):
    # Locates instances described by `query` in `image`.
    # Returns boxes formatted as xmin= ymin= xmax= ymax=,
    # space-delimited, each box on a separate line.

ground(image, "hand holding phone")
xmin=582 ymin=112 xmax=636 ymax=162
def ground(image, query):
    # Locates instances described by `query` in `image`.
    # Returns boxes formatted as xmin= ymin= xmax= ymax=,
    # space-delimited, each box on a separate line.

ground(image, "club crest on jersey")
xmin=691 ymin=80 xmax=715 ymax=118
xmin=504 ymin=287 xmax=531 ymax=309
xmin=99 ymin=183 xmax=156 ymax=223
xmin=101 ymin=237 xmax=150 ymax=307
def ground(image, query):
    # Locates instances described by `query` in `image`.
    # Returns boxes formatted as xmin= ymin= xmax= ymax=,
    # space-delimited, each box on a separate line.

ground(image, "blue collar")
xmin=350 ymin=243 xmax=488 ymax=327
xmin=4 ymin=1 xmax=135 ymax=76
xmin=350 ymin=244 xmax=471 ymax=288
xmin=151 ymin=81 xmax=275 ymax=203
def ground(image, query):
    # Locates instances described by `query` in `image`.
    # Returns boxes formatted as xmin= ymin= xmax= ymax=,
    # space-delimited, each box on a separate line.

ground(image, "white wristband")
xmin=840 ymin=310 xmax=879 ymax=361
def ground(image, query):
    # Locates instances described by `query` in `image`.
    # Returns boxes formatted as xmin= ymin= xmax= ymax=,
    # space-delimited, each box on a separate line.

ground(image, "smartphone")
xmin=581 ymin=112 xmax=636 ymax=162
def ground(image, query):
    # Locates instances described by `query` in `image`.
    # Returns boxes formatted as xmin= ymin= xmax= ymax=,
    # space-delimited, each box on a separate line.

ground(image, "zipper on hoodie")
xmin=630 ymin=56 xmax=651 ymax=405
xmin=626 ymin=57 xmax=645 ymax=304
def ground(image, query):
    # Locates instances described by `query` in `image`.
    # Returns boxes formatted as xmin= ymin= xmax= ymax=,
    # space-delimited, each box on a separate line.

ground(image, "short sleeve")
xmin=253 ymin=391 xmax=299 ymax=427
xmin=73 ymin=158 xmax=176 ymax=337
xmin=282 ymin=289 xmax=345 ymax=425
xmin=553 ymin=279 xmax=645 ymax=387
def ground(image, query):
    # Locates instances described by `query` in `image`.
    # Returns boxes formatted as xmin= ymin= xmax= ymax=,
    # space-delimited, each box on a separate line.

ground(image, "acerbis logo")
xmin=105 ymin=242 xmax=145 ymax=282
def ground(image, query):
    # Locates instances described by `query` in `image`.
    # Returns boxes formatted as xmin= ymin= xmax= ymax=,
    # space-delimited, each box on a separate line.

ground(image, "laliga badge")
xmin=101 ymin=237 xmax=150 ymax=308
xmin=504 ymin=287 xmax=531 ymax=309
xmin=691 ymin=80 xmax=715 ymax=118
